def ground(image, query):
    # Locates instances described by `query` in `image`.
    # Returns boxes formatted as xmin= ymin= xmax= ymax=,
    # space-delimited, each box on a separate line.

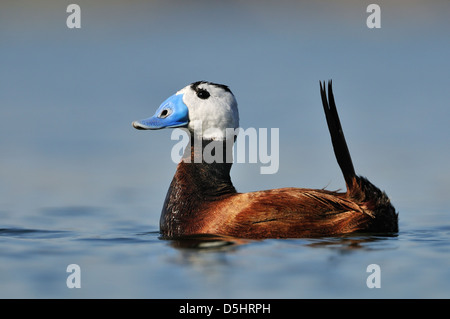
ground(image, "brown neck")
xmin=159 ymin=137 xmax=237 ymax=238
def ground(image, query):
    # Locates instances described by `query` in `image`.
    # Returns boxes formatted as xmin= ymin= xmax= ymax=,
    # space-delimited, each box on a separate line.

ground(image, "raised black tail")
xmin=320 ymin=80 xmax=356 ymax=191
xmin=320 ymin=81 xmax=398 ymax=232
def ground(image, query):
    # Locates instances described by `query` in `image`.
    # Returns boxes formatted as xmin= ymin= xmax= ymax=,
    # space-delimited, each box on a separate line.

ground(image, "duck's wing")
xmin=213 ymin=188 xmax=374 ymax=238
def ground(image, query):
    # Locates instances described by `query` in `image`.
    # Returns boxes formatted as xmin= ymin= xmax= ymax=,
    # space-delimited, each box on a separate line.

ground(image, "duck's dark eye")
xmin=159 ymin=109 xmax=170 ymax=118
xmin=196 ymin=89 xmax=210 ymax=100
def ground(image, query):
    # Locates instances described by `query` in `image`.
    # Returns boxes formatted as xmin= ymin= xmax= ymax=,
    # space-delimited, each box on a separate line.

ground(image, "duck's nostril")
xmin=159 ymin=109 xmax=169 ymax=118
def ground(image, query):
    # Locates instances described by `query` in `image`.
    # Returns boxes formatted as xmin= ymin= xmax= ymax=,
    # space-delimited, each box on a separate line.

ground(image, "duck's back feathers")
xmin=200 ymin=185 xmax=395 ymax=239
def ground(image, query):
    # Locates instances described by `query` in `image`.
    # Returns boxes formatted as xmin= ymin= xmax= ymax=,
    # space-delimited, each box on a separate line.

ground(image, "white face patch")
xmin=177 ymin=82 xmax=239 ymax=140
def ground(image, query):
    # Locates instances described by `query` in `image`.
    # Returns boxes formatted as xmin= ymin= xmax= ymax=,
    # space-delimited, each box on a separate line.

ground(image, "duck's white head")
xmin=133 ymin=81 xmax=239 ymax=141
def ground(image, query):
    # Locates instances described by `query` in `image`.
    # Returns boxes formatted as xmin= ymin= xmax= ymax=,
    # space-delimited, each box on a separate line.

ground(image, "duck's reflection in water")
xmin=165 ymin=232 xmax=398 ymax=252
xmin=166 ymin=233 xmax=253 ymax=251
xmin=305 ymin=233 xmax=399 ymax=252
xmin=160 ymin=233 xmax=399 ymax=296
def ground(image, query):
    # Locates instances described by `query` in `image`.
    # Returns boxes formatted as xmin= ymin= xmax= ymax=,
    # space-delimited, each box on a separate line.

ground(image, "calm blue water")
xmin=1 ymin=1 xmax=450 ymax=298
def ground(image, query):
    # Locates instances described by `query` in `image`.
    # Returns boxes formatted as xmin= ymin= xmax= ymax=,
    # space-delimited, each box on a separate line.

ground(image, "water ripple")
xmin=0 ymin=227 xmax=72 ymax=239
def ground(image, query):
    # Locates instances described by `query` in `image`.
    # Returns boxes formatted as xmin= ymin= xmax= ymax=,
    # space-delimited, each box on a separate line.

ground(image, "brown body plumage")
xmin=157 ymin=81 xmax=398 ymax=239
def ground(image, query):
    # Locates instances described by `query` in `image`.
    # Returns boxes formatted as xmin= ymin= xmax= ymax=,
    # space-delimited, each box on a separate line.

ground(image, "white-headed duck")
xmin=133 ymin=81 xmax=398 ymax=239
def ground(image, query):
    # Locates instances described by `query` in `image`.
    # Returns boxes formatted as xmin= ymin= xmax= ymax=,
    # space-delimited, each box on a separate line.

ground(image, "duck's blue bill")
xmin=133 ymin=93 xmax=189 ymax=130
